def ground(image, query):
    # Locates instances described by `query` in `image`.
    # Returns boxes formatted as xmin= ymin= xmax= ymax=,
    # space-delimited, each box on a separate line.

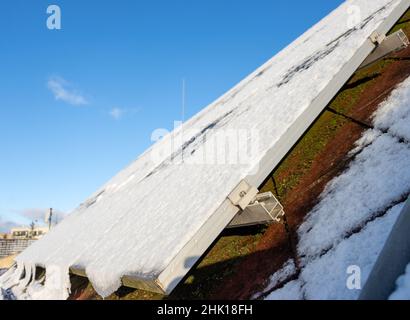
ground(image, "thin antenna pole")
xmin=48 ymin=208 xmax=53 ymax=230
xmin=182 ymin=78 xmax=186 ymax=122
xmin=181 ymin=78 xmax=186 ymax=163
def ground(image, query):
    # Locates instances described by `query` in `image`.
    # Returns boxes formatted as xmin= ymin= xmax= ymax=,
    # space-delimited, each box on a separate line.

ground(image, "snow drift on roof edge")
xmin=1 ymin=0 xmax=405 ymax=299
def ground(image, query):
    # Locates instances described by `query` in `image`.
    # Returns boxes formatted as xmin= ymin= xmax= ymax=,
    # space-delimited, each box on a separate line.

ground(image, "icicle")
xmin=0 ymin=262 xmax=71 ymax=300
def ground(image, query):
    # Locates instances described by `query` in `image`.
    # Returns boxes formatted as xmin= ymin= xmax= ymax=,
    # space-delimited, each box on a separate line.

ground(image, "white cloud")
xmin=0 ymin=209 xmax=67 ymax=233
xmin=109 ymin=107 xmax=140 ymax=120
xmin=0 ymin=218 xmax=18 ymax=233
xmin=110 ymin=107 xmax=124 ymax=120
xmin=14 ymin=208 xmax=49 ymax=222
xmin=47 ymin=76 xmax=88 ymax=106
xmin=13 ymin=208 xmax=66 ymax=224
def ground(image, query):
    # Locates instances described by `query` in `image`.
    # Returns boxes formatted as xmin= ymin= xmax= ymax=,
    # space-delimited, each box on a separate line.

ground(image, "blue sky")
xmin=0 ymin=0 xmax=343 ymax=231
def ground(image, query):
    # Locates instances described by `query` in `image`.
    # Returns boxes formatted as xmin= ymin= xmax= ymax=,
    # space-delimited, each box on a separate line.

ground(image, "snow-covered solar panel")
xmin=4 ymin=0 xmax=410 ymax=299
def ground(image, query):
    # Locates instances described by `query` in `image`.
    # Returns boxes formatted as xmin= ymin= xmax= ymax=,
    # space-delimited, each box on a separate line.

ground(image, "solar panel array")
xmin=10 ymin=0 xmax=410 ymax=298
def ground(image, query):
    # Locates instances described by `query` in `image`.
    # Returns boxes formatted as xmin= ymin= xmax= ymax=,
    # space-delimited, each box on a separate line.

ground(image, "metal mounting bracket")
xmin=228 ymin=181 xmax=285 ymax=228
xmin=359 ymin=29 xmax=409 ymax=70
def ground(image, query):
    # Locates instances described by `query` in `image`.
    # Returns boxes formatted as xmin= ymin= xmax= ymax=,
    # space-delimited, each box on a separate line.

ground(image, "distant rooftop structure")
xmin=0 ymin=226 xmax=49 ymax=260
xmin=10 ymin=226 xmax=49 ymax=240
xmin=0 ymin=233 xmax=10 ymax=240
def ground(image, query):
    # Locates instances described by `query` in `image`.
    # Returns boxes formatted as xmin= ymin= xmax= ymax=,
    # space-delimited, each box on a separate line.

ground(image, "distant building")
xmin=0 ymin=227 xmax=47 ymax=259
xmin=10 ymin=226 xmax=49 ymax=240
xmin=0 ymin=233 xmax=12 ymax=240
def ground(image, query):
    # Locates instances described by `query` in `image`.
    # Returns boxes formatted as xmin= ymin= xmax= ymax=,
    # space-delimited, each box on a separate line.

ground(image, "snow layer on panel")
xmin=5 ymin=0 xmax=403 ymax=299
xmin=0 ymin=263 xmax=71 ymax=300
xmin=389 ymin=264 xmax=410 ymax=300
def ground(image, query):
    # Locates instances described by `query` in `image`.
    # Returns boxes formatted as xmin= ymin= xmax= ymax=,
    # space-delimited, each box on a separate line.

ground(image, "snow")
xmin=266 ymin=280 xmax=304 ymax=300
xmin=254 ymin=259 xmax=297 ymax=299
xmin=265 ymin=69 xmax=410 ymax=300
xmin=375 ymin=77 xmax=410 ymax=302
xmin=390 ymin=264 xmax=410 ymax=300
xmin=0 ymin=263 xmax=70 ymax=300
xmin=301 ymin=203 xmax=403 ymax=300
xmin=1 ymin=0 xmax=405 ymax=299
xmin=265 ymin=204 xmax=404 ymax=300
xmin=0 ymin=289 xmax=14 ymax=301
xmin=298 ymin=134 xmax=410 ymax=261
xmin=373 ymin=77 xmax=410 ymax=142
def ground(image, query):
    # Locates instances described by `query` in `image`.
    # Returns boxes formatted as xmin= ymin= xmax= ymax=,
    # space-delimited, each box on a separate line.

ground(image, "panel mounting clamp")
xmin=228 ymin=180 xmax=259 ymax=210
xmin=369 ymin=31 xmax=386 ymax=45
